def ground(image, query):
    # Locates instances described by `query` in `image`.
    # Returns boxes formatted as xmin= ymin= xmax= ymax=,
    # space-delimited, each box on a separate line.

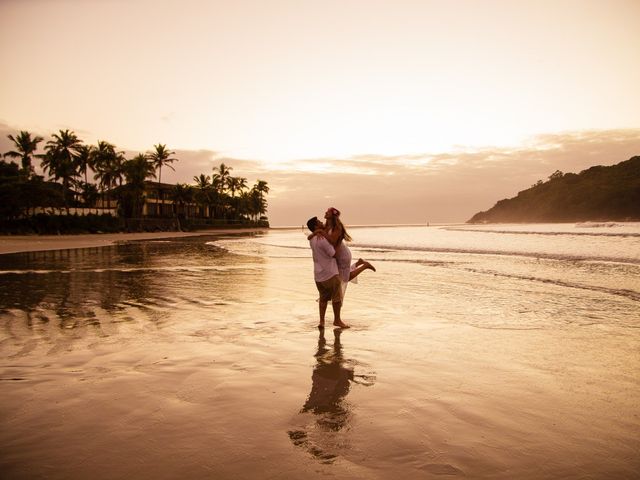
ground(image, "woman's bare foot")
xmin=333 ymin=321 xmax=350 ymax=329
xmin=355 ymin=258 xmax=365 ymax=267
xmin=364 ymin=261 xmax=376 ymax=272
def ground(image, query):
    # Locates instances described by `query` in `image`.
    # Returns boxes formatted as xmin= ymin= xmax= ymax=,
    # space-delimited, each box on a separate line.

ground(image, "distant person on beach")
xmin=309 ymin=207 xmax=375 ymax=299
xmin=307 ymin=216 xmax=349 ymax=329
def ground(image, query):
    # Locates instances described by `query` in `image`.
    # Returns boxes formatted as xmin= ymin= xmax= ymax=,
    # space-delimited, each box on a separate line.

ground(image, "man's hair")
xmin=306 ymin=216 xmax=318 ymax=232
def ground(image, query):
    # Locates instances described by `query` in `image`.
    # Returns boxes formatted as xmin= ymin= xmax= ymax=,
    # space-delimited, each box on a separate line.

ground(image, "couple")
xmin=307 ymin=207 xmax=375 ymax=329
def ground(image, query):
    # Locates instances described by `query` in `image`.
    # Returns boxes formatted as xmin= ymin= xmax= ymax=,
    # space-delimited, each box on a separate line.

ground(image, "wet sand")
xmin=0 ymin=229 xmax=266 ymax=255
xmin=0 ymin=234 xmax=638 ymax=479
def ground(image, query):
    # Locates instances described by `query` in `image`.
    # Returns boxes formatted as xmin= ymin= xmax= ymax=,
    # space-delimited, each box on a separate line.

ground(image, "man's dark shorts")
xmin=315 ymin=275 xmax=342 ymax=304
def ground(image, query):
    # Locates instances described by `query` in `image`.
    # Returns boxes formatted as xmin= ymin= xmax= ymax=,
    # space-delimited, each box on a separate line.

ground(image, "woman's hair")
xmin=336 ymin=217 xmax=352 ymax=242
xmin=327 ymin=208 xmax=352 ymax=242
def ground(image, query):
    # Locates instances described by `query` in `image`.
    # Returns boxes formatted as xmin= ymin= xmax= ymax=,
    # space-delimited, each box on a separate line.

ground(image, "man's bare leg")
xmin=332 ymin=301 xmax=349 ymax=328
xmin=318 ymin=299 xmax=328 ymax=328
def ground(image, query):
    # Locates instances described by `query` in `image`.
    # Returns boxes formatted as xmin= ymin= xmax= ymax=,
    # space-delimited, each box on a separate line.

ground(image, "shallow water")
xmin=1 ymin=226 xmax=639 ymax=479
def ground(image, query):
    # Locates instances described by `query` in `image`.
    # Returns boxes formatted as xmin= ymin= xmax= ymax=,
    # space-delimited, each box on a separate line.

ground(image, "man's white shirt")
xmin=309 ymin=236 xmax=338 ymax=282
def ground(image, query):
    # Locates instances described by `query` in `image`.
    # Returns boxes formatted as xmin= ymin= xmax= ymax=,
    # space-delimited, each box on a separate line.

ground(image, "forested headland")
xmin=467 ymin=156 xmax=640 ymax=223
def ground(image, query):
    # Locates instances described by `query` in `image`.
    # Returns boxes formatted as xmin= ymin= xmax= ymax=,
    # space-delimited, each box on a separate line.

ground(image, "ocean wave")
xmin=219 ymin=238 xmax=639 ymax=265
xmin=462 ymin=267 xmax=640 ymax=303
xmin=351 ymin=243 xmax=640 ymax=265
xmin=443 ymin=227 xmax=640 ymax=238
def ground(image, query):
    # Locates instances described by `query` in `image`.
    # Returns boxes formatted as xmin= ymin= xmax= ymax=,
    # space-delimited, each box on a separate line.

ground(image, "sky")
xmin=1 ymin=0 xmax=639 ymax=225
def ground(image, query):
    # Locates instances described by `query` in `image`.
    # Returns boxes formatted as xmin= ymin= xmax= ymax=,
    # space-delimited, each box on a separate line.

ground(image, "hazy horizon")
xmin=1 ymin=0 xmax=639 ymax=226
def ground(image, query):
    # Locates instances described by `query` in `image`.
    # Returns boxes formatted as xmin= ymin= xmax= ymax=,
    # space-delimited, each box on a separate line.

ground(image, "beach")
xmin=0 ymin=228 xmax=267 ymax=255
xmin=1 ymin=226 xmax=638 ymax=479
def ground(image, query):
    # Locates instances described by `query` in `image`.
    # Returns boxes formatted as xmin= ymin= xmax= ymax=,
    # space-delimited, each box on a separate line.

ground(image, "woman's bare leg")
xmin=349 ymin=260 xmax=376 ymax=281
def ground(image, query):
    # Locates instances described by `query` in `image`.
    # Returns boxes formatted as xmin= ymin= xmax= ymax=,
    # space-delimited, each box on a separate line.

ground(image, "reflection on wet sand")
xmin=289 ymin=329 xmax=375 ymax=464
xmin=0 ymin=236 xmax=265 ymax=353
xmin=2 ymin=230 xmax=639 ymax=478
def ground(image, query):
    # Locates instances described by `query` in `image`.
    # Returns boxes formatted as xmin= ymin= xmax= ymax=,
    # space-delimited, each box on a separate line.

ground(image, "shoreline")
xmin=0 ymin=228 xmax=267 ymax=255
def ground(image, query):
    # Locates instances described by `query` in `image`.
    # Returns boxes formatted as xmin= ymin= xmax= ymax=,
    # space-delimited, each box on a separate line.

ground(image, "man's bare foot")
xmin=333 ymin=321 xmax=350 ymax=329
xmin=364 ymin=261 xmax=376 ymax=272
xmin=318 ymin=322 xmax=325 ymax=329
xmin=355 ymin=258 xmax=365 ymax=267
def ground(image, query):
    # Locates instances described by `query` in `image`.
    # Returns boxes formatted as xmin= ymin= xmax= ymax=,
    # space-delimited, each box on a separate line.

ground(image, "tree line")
xmin=1 ymin=129 xmax=269 ymax=225
xmin=467 ymin=156 xmax=640 ymax=223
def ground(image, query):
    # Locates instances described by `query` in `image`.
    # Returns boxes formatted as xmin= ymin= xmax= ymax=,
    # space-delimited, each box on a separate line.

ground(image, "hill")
xmin=467 ymin=156 xmax=640 ymax=223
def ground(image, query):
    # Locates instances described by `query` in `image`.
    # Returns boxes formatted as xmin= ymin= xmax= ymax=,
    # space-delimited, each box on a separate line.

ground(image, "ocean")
xmin=1 ymin=223 xmax=638 ymax=479
xmin=219 ymin=223 xmax=640 ymax=327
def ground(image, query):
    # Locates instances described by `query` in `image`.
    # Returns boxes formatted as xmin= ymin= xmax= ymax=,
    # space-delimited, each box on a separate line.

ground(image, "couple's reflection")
xmin=289 ymin=329 xmax=375 ymax=463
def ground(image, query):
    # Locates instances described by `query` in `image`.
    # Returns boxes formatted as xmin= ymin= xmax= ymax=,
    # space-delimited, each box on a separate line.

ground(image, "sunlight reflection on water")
xmin=1 ymin=229 xmax=639 ymax=479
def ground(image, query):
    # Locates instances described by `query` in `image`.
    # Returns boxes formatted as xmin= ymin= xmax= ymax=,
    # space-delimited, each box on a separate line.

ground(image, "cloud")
xmin=262 ymin=129 xmax=640 ymax=225
xmin=1 ymin=121 xmax=638 ymax=225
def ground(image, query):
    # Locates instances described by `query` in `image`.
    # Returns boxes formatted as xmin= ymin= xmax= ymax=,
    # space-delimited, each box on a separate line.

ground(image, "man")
xmin=307 ymin=216 xmax=349 ymax=329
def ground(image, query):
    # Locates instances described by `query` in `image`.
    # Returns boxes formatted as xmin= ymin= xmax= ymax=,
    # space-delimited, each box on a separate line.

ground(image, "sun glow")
xmin=1 ymin=0 xmax=638 ymax=166
xmin=1 ymin=0 xmax=639 ymax=226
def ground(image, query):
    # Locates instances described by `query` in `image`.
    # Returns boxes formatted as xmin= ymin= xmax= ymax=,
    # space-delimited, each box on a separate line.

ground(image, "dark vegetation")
xmin=468 ymin=156 xmax=640 ymax=223
xmin=1 ymin=129 xmax=270 ymax=234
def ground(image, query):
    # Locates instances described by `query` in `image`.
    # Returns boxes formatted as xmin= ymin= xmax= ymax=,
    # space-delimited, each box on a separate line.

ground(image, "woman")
xmin=311 ymin=207 xmax=375 ymax=295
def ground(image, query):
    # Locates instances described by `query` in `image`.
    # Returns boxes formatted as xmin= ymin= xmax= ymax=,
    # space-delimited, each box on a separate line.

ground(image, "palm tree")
xmin=193 ymin=174 xmax=211 ymax=189
xmin=76 ymin=144 xmax=92 ymax=186
xmin=237 ymin=177 xmax=248 ymax=194
xmin=125 ymin=154 xmax=156 ymax=186
xmin=4 ymin=130 xmax=44 ymax=178
xmin=247 ymin=188 xmax=262 ymax=221
xmin=113 ymin=151 xmax=126 ymax=188
xmin=210 ymin=173 xmax=222 ymax=196
xmin=148 ymin=144 xmax=177 ymax=185
xmin=171 ymin=183 xmax=194 ymax=221
xmin=122 ymin=154 xmax=156 ymax=218
xmin=214 ymin=163 xmax=232 ymax=195
xmin=42 ymin=129 xmax=84 ymax=211
xmin=229 ymin=176 xmax=247 ymax=197
xmin=80 ymin=182 xmax=99 ymax=213
xmin=92 ymin=140 xmax=122 ymax=210
xmin=225 ymin=177 xmax=247 ymax=220
xmin=253 ymin=179 xmax=269 ymax=218
xmin=238 ymin=190 xmax=252 ymax=221
xmin=193 ymin=174 xmax=213 ymax=218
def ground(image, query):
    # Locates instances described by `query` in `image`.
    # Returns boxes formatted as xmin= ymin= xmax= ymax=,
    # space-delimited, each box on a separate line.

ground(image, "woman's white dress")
xmin=335 ymin=242 xmax=352 ymax=284
xmin=335 ymin=242 xmax=357 ymax=299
